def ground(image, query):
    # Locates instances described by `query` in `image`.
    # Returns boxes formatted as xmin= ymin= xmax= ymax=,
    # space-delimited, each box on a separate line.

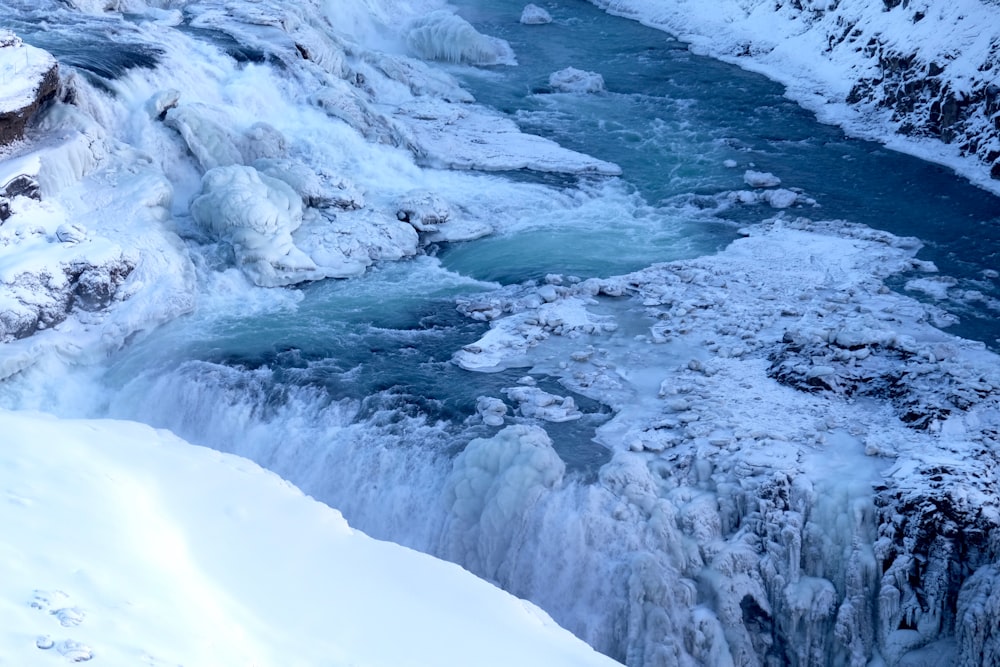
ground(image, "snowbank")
xmin=588 ymin=0 xmax=1000 ymax=189
xmin=0 ymin=410 xmax=621 ymax=667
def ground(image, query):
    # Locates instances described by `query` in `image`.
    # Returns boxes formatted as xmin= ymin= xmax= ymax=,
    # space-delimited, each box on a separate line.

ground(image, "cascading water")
xmin=3 ymin=1 xmax=1000 ymax=666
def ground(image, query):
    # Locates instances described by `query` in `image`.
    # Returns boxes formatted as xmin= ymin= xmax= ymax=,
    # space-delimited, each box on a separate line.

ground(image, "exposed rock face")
xmin=846 ymin=36 xmax=1000 ymax=180
xmin=0 ymin=34 xmax=60 ymax=146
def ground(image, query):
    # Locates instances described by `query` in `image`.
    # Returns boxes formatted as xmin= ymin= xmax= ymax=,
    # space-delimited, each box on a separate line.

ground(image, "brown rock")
xmin=0 ymin=63 xmax=59 ymax=146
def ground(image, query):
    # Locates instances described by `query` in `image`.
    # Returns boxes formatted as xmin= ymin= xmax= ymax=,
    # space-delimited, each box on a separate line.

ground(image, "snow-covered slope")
xmin=0 ymin=409 xmax=622 ymax=667
xmin=589 ymin=0 xmax=1000 ymax=189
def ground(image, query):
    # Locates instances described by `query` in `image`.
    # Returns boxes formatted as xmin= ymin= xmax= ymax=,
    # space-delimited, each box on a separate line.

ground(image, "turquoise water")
xmin=445 ymin=0 xmax=1000 ymax=344
xmin=5 ymin=2 xmax=1000 ymax=663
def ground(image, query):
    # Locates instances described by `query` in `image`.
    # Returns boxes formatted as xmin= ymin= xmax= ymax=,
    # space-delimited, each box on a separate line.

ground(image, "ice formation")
xmin=449 ymin=217 xmax=1000 ymax=666
xmin=549 ymin=67 xmax=607 ymax=94
xmin=521 ymin=4 xmax=554 ymax=25
xmin=404 ymin=10 xmax=518 ymax=66
xmin=190 ymin=165 xmax=320 ymax=287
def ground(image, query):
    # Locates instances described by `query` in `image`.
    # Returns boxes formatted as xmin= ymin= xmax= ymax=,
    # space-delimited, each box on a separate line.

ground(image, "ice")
xmin=443 ymin=425 xmax=566 ymax=578
xmin=395 ymin=99 xmax=622 ymax=174
xmin=504 ymin=386 xmax=583 ymax=422
xmin=549 ymin=67 xmax=607 ymax=94
xmin=404 ymin=10 xmax=517 ymax=66
xmin=190 ymin=165 xmax=319 ymax=287
xmin=521 ymin=4 xmax=554 ymax=25
xmin=743 ymin=169 xmax=781 ymax=188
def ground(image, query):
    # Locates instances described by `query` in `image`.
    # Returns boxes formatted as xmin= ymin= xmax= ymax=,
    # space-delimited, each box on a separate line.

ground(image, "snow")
xmin=587 ymin=0 xmax=1000 ymax=192
xmin=0 ymin=31 xmax=55 ymax=116
xmin=0 ymin=410 xmax=621 ymax=667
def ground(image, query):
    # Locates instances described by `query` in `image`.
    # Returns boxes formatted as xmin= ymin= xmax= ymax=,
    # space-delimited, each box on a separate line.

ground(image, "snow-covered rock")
xmin=549 ymin=67 xmax=606 ymax=94
xmin=0 ymin=32 xmax=59 ymax=146
xmin=521 ymin=4 xmax=554 ymax=25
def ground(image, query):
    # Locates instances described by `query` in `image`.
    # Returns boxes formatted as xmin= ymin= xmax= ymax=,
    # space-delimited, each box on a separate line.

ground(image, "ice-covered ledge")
xmin=0 ymin=32 xmax=59 ymax=146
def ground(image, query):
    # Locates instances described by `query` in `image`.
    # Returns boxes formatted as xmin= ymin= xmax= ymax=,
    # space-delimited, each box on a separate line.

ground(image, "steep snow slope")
xmin=0 ymin=409 xmax=622 ymax=667
xmin=589 ymin=0 xmax=1000 ymax=189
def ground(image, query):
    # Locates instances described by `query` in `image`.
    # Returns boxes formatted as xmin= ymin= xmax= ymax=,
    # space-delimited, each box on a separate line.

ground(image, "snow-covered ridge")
xmin=589 ymin=0 xmax=1000 ymax=188
xmin=0 ymin=409 xmax=621 ymax=667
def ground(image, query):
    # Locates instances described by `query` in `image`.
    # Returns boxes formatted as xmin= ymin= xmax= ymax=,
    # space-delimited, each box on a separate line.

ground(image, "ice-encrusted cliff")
xmin=590 ymin=0 xmax=1000 ymax=185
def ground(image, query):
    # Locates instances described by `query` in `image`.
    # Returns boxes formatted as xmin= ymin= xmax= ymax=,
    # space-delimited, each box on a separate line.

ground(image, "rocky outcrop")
xmin=0 ymin=33 xmax=60 ymax=147
xmin=845 ymin=31 xmax=1000 ymax=180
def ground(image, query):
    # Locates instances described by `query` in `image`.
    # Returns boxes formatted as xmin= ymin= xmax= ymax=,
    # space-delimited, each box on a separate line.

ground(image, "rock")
xmin=549 ymin=67 xmax=606 ymax=94
xmin=0 ymin=34 xmax=60 ymax=146
xmin=0 ymin=253 xmax=135 ymax=342
xmin=520 ymin=4 xmax=553 ymax=25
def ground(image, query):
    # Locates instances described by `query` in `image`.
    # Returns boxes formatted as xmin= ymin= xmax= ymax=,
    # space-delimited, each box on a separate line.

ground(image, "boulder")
xmin=0 ymin=33 xmax=59 ymax=147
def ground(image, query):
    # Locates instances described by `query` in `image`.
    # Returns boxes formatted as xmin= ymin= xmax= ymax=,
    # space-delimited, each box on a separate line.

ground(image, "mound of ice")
xmin=548 ymin=67 xmax=606 ymax=94
xmin=520 ymin=4 xmax=553 ymax=25
xmin=190 ymin=165 xmax=318 ymax=287
xmin=504 ymin=386 xmax=582 ymax=422
xmin=405 ymin=10 xmax=517 ymax=66
xmin=762 ymin=188 xmax=798 ymax=209
xmin=443 ymin=425 xmax=566 ymax=577
xmin=743 ymin=170 xmax=781 ymax=188
xmin=476 ymin=396 xmax=509 ymax=426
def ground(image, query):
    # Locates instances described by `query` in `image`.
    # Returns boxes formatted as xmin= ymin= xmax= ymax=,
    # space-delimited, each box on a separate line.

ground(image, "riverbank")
xmin=588 ymin=0 xmax=1000 ymax=193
